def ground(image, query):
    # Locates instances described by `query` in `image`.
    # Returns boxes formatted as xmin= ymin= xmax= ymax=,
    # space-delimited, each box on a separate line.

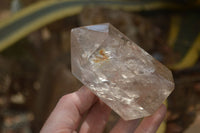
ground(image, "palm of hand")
xmin=41 ymin=86 xmax=166 ymax=133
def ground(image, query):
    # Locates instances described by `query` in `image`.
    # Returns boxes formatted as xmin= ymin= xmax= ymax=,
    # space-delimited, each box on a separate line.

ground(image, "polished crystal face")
xmin=71 ymin=23 xmax=174 ymax=120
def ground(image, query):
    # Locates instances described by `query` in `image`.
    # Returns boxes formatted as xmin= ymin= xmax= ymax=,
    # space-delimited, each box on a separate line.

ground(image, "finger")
xmin=80 ymin=100 xmax=111 ymax=133
xmin=40 ymin=86 xmax=97 ymax=133
xmin=134 ymin=104 xmax=167 ymax=133
xmin=110 ymin=118 xmax=141 ymax=133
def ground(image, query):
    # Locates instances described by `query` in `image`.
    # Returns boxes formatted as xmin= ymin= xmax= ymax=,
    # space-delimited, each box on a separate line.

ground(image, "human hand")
xmin=40 ymin=86 xmax=166 ymax=133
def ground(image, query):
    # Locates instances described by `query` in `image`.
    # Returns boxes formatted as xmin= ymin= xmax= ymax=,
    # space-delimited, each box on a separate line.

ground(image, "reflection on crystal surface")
xmin=71 ymin=23 xmax=174 ymax=120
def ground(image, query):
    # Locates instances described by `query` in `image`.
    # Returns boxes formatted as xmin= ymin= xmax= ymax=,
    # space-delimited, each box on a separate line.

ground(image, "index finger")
xmin=40 ymin=86 xmax=97 ymax=133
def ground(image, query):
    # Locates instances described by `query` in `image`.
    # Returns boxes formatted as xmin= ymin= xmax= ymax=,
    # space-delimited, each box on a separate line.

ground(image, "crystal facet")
xmin=71 ymin=23 xmax=174 ymax=120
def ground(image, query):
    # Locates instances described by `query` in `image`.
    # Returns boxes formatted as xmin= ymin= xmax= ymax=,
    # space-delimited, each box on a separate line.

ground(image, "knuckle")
xmin=59 ymin=93 xmax=73 ymax=104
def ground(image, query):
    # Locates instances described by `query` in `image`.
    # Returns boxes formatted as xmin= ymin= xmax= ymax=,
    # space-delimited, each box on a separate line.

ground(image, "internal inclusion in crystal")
xmin=71 ymin=23 xmax=174 ymax=120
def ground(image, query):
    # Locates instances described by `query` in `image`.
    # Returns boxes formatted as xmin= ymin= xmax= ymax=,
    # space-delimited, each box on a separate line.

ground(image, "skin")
xmin=40 ymin=86 xmax=167 ymax=133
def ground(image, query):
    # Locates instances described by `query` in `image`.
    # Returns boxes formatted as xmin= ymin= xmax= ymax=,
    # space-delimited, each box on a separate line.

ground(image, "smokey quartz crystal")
xmin=71 ymin=23 xmax=174 ymax=120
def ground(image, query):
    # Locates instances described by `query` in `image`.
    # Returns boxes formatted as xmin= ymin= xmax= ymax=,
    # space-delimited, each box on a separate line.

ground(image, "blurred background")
xmin=0 ymin=0 xmax=200 ymax=133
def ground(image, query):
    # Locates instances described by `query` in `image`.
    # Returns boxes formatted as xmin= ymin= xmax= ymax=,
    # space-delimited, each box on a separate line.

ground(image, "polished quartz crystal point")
xmin=71 ymin=23 xmax=174 ymax=120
